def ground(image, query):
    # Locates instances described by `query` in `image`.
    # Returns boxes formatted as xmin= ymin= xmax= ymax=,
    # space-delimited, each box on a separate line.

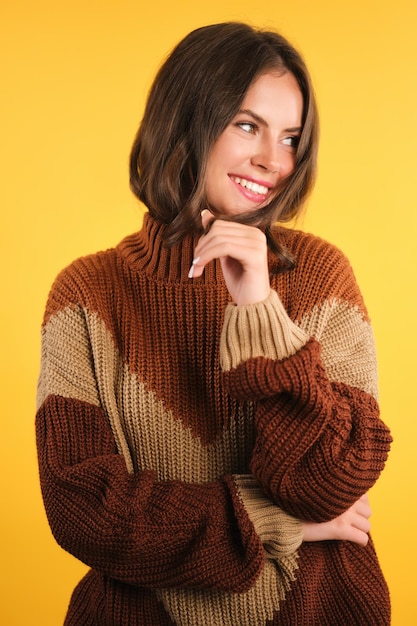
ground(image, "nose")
xmin=251 ymin=137 xmax=281 ymax=174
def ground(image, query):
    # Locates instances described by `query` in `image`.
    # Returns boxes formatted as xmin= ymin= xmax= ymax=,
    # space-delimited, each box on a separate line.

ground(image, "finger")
xmin=196 ymin=221 xmax=266 ymax=257
xmin=192 ymin=234 xmax=265 ymax=278
xmin=339 ymin=512 xmax=370 ymax=545
xmin=201 ymin=209 xmax=215 ymax=231
xmin=191 ymin=222 xmax=264 ymax=274
xmin=353 ymin=497 xmax=372 ymax=519
xmin=349 ymin=528 xmax=370 ymax=547
xmin=190 ymin=237 xmax=250 ymax=279
xmin=352 ymin=513 xmax=371 ymax=534
xmin=188 ymin=210 xmax=215 ymax=278
xmin=358 ymin=493 xmax=371 ymax=511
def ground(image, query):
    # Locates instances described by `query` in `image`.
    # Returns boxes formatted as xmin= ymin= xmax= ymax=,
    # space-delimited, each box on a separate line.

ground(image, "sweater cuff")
xmin=234 ymin=475 xmax=303 ymax=559
xmin=220 ymin=289 xmax=310 ymax=372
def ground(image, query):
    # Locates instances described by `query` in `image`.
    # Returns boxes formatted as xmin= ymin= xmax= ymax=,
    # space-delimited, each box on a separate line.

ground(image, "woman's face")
xmin=205 ymin=71 xmax=303 ymax=217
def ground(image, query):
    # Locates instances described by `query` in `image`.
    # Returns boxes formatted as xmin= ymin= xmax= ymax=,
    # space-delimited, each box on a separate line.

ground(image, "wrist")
xmin=220 ymin=289 xmax=310 ymax=371
xmin=234 ymin=475 xmax=303 ymax=557
xmin=233 ymin=278 xmax=270 ymax=306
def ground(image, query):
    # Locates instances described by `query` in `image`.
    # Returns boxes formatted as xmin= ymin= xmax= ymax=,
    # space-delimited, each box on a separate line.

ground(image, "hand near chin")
xmin=189 ymin=209 xmax=271 ymax=306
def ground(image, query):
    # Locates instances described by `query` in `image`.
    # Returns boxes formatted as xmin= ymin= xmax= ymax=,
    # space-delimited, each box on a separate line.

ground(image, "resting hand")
xmin=302 ymin=494 xmax=372 ymax=547
xmin=189 ymin=210 xmax=270 ymax=306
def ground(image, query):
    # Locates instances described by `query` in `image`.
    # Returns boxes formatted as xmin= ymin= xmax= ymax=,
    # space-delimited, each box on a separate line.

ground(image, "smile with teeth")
xmin=230 ymin=176 xmax=269 ymax=196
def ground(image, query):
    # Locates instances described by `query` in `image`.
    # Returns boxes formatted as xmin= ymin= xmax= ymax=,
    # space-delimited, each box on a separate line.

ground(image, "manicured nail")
xmin=188 ymin=257 xmax=200 ymax=279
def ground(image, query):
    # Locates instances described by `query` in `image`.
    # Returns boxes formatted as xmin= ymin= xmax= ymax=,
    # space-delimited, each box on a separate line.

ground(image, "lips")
xmin=230 ymin=176 xmax=270 ymax=196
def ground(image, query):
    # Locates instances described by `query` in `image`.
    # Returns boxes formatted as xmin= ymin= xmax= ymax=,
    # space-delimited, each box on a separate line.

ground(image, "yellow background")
xmin=1 ymin=0 xmax=416 ymax=623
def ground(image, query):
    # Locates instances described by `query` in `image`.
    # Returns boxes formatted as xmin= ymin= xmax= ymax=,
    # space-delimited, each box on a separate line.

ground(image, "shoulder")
xmin=276 ymin=226 xmax=349 ymax=267
xmin=53 ymin=246 xmax=119 ymax=290
xmin=273 ymin=226 xmax=369 ymax=320
xmin=43 ymin=244 xmax=124 ymax=323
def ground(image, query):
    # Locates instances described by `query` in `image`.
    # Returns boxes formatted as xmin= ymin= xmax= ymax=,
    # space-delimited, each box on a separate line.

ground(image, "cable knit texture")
xmin=36 ymin=214 xmax=392 ymax=625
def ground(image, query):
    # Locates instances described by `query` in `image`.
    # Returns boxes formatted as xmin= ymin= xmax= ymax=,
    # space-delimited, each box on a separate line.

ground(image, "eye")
xmin=282 ymin=135 xmax=300 ymax=149
xmin=236 ymin=121 xmax=258 ymax=134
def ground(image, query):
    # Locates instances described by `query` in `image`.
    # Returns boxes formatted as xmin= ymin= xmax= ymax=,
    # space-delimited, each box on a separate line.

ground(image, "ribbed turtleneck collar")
xmin=116 ymin=213 xmax=225 ymax=284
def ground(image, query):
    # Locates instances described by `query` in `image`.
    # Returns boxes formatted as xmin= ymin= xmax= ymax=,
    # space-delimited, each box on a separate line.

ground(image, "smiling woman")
xmin=129 ymin=22 xmax=318 ymax=264
xmin=35 ymin=21 xmax=392 ymax=626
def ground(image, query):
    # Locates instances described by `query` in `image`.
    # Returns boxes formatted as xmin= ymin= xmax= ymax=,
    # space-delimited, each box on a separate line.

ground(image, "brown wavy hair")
xmin=129 ymin=22 xmax=319 ymax=269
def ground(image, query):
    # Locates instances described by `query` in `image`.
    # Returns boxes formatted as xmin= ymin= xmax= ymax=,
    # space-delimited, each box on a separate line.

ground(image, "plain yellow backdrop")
xmin=1 ymin=0 xmax=416 ymax=624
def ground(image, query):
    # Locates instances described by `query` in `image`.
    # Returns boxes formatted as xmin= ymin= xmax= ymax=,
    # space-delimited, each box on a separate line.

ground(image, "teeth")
xmin=232 ymin=177 xmax=268 ymax=195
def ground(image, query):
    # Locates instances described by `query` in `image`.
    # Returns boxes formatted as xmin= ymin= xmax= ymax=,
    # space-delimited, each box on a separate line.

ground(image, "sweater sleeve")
xmin=36 ymin=272 xmax=302 ymax=592
xmin=220 ymin=279 xmax=392 ymax=523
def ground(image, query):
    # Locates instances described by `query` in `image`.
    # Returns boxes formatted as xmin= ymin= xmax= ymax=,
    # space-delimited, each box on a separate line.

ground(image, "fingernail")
xmin=188 ymin=256 xmax=200 ymax=279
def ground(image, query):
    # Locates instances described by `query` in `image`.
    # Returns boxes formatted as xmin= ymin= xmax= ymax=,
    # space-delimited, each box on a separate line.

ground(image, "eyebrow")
xmin=237 ymin=108 xmax=302 ymax=133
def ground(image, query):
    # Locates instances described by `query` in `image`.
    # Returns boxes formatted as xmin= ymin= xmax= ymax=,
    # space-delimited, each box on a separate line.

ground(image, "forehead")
xmin=241 ymin=71 xmax=303 ymax=122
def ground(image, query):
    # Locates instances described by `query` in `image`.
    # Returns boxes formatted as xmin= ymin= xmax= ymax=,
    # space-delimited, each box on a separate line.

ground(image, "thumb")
xmin=201 ymin=209 xmax=215 ymax=232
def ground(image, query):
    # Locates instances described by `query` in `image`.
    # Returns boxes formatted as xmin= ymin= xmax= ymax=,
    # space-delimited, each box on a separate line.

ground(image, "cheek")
xmin=208 ymin=132 xmax=242 ymax=170
xmin=205 ymin=145 xmax=224 ymax=181
xmin=280 ymin=151 xmax=297 ymax=178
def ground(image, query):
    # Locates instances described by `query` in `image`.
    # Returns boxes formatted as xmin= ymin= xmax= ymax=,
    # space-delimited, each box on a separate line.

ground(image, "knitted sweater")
xmin=36 ymin=214 xmax=392 ymax=625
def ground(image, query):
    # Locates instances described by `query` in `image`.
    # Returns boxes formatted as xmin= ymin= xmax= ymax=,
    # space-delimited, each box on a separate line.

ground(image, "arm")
xmin=36 ymin=267 xmax=303 ymax=592
xmin=235 ymin=477 xmax=372 ymax=556
xmin=192 ymin=214 xmax=392 ymax=522
xmin=221 ymin=290 xmax=391 ymax=522
xmin=37 ymin=399 xmax=261 ymax=591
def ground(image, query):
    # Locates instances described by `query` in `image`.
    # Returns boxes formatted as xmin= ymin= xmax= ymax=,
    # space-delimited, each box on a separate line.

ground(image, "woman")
xmin=36 ymin=22 xmax=392 ymax=625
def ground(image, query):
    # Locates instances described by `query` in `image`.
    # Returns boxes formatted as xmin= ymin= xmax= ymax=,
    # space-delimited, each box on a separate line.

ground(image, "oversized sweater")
xmin=36 ymin=214 xmax=392 ymax=625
